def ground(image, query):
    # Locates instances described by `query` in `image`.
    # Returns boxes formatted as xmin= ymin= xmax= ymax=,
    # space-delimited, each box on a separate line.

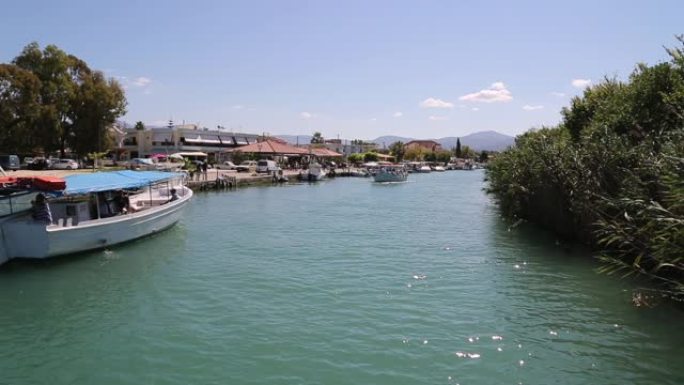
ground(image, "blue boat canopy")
xmin=63 ymin=171 xmax=184 ymax=195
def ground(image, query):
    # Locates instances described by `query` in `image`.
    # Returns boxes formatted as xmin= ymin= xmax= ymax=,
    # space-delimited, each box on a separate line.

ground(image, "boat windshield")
xmin=0 ymin=191 xmax=39 ymax=217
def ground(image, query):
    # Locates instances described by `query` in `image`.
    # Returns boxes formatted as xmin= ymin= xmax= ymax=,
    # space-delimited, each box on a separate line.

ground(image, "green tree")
xmin=347 ymin=153 xmax=363 ymax=164
xmin=486 ymin=37 xmax=684 ymax=300
xmin=461 ymin=145 xmax=476 ymax=159
xmin=0 ymin=64 xmax=41 ymax=153
xmin=388 ymin=141 xmax=405 ymax=162
xmin=404 ymin=147 xmax=424 ymax=161
xmin=455 ymin=138 xmax=462 ymax=158
xmin=69 ymin=70 xmax=127 ymax=155
xmin=423 ymin=150 xmax=436 ymax=162
xmin=435 ymin=150 xmax=452 ymax=163
xmin=11 ymin=42 xmax=126 ymax=156
xmin=479 ymin=150 xmax=489 ymax=163
xmin=311 ymin=131 xmax=324 ymax=144
xmin=135 ymin=121 xmax=145 ymax=131
xmin=363 ymin=152 xmax=378 ymax=162
xmin=231 ymin=150 xmax=246 ymax=165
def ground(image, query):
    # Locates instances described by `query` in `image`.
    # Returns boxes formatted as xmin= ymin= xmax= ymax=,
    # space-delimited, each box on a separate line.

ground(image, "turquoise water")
xmin=0 ymin=171 xmax=682 ymax=385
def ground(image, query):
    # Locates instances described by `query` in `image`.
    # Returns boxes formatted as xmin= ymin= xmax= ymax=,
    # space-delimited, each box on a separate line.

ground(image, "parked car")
xmin=21 ymin=157 xmax=34 ymax=168
xmin=50 ymin=159 xmax=79 ymax=170
xmin=256 ymin=159 xmax=280 ymax=173
xmin=125 ymin=158 xmax=157 ymax=170
xmin=0 ymin=155 xmax=20 ymax=171
xmin=236 ymin=160 xmax=257 ymax=173
xmin=217 ymin=161 xmax=237 ymax=170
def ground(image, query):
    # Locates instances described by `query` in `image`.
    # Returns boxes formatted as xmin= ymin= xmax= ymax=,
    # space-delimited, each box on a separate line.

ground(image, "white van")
xmin=256 ymin=159 xmax=280 ymax=173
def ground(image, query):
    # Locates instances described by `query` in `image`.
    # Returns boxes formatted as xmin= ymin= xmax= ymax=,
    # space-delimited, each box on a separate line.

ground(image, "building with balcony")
xmin=405 ymin=140 xmax=443 ymax=152
xmin=116 ymin=124 xmax=261 ymax=160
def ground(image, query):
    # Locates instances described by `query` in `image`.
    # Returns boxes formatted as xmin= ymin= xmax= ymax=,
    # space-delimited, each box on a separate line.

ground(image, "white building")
xmin=323 ymin=139 xmax=377 ymax=156
xmin=117 ymin=123 xmax=261 ymax=160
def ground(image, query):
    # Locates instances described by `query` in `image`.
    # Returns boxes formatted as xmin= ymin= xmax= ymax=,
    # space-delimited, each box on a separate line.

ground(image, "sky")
xmin=1 ymin=0 xmax=682 ymax=140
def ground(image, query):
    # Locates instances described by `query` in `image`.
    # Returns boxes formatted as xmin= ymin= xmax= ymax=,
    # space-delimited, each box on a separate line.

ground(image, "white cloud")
xmin=522 ymin=105 xmax=544 ymax=111
xmin=300 ymin=112 xmax=313 ymax=119
xmin=370 ymin=118 xmax=377 ymax=121
xmin=393 ymin=111 xmax=403 ymax=118
xmin=471 ymin=107 xmax=479 ymax=111
xmin=232 ymin=105 xmax=245 ymax=110
xmin=428 ymin=115 xmax=448 ymax=121
xmin=420 ymin=98 xmax=454 ymax=109
xmin=459 ymin=82 xmax=513 ymax=103
xmin=132 ymin=77 xmax=151 ymax=87
xmin=550 ymin=92 xmax=566 ymax=97
xmin=571 ymin=79 xmax=591 ymax=88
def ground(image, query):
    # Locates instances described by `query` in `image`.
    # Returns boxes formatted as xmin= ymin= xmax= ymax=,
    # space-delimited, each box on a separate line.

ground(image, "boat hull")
xmin=0 ymin=188 xmax=192 ymax=261
xmin=373 ymin=171 xmax=408 ymax=183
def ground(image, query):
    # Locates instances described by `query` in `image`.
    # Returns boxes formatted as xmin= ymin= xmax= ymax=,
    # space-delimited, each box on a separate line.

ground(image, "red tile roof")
xmin=310 ymin=148 xmax=343 ymax=157
xmin=228 ymin=139 xmax=309 ymax=155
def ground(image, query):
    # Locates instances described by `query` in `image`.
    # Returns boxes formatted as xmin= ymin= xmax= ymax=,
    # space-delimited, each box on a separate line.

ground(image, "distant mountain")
xmin=370 ymin=131 xmax=515 ymax=152
xmin=275 ymin=135 xmax=313 ymax=145
xmin=371 ymin=136 xmax=414 ymax=149
xmin=277 ymin=131 xmax=515 ymax=152
xmin=458 ymin=131 xmax=515 ymax=152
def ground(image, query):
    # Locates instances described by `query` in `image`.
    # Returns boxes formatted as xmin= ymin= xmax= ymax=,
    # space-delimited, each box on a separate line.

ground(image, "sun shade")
xmin=63 ymin=171 xmax=183 ymax=195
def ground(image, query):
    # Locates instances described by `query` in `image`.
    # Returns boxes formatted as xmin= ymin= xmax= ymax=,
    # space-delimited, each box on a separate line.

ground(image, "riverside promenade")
xmin=8 ymin=168 xmax=339 ymax=190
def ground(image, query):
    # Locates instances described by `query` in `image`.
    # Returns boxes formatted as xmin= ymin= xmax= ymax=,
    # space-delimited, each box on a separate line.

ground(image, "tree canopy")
xmin=0 ymin=42 xmax=127 ymax=155
xmin=388 ymin=141 xmax=405 ymax=162
xmin=486 ymin=36 xmax=684 ymax=301
xmin=310 ymin=132 xmax=324 ymax=144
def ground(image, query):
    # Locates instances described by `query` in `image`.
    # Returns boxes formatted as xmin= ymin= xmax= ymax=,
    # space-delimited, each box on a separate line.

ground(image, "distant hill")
xmin=275 ymin=135 xmax=313 ymax=145
xmin=371 ymin=131 xmax=514 ymax=152
xmin=448 ymin=131 xmax=515 ymax=152
xmin=372 ymin=136 xmax=414 ymax=148
xmin=277 ymin=131 xmax=515 ymax=152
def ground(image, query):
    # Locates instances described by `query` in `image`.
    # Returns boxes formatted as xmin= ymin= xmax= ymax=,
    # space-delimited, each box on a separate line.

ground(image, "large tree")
xmin=310 ymin=131 xmax=324 ymax=144
xmin=0 ymin=64 xmax=41 ymax=153
xmin=455 ymin=137 xmax=462 ymax=158
xmin=5 ymin=42 xmax=127 ymax=156
xmin=388 ymin=141 xmax=405 ymax=162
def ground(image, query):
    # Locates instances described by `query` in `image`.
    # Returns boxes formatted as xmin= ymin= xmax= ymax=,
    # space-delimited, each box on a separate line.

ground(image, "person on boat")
xmin=169 ymin=188 xmax=179 ymax=202
xmin=31 ymin=193 xmax=52 ymax=224
xmin=202 ymin=161 xmax=208 ymax=180
xmin=114 ymin=190 xmax=130 ymax=214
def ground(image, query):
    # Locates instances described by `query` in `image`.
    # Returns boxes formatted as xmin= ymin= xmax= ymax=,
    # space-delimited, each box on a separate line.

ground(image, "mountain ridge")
xmin=276 ymin=131 xmax=515 ymax=152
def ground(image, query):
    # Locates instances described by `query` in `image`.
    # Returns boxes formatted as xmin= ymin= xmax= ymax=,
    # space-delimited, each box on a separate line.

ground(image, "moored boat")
xmin=0 ymin=171 xmax=192 ymax=265
xmin=298 ymin=161 xmax=328 ymax=182
xmin=373 ymin=166 xmax=408 ymax=183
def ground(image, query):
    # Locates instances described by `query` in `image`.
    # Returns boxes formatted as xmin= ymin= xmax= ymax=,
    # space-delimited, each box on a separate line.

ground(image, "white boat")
xmin=373 ymin=166 xmax=408 ymax=183
xmin=298 ymin=161 xmax=328 ymax=182
xmin=0 ymin=171 xmax=192 ymax=265
xmin=433 ymin=166 xmax=446 ymax=172
xmin=416 ymin=166 xmax=432 ymax=173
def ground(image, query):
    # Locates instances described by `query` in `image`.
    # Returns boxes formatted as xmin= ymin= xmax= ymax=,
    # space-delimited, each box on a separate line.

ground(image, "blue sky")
xmin=1 ymin=0 xmax=681 ymax=139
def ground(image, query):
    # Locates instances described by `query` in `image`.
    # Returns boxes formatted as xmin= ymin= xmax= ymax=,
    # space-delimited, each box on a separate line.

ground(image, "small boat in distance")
xmin=298 ymin=161 xmax=328 ymax=182
xmin=373 ymin=165 xmax=408 ymax=183
xmin=416 ymin=165 xmax=432 ymax=173
xmin=0 ymin=171 xmax=192 ymax=266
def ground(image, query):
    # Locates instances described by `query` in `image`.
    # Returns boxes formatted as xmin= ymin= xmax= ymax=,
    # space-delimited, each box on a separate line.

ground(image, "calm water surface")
xmin=0 ymin=171 xmax=682 ymax=385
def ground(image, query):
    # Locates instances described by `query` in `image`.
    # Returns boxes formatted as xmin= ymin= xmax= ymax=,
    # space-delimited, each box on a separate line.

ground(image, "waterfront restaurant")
xmin=118 ymin=123 xmax=261 ymax=162
xmin=224 ymin=139 xmax=342 ymax=168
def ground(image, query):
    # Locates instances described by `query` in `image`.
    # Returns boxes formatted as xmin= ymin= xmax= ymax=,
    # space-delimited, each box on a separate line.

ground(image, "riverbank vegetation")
xmin=486 ymin=37 xmax=684 ymax=301
xmin=0 ymin=42 xmax=126 ymax=156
